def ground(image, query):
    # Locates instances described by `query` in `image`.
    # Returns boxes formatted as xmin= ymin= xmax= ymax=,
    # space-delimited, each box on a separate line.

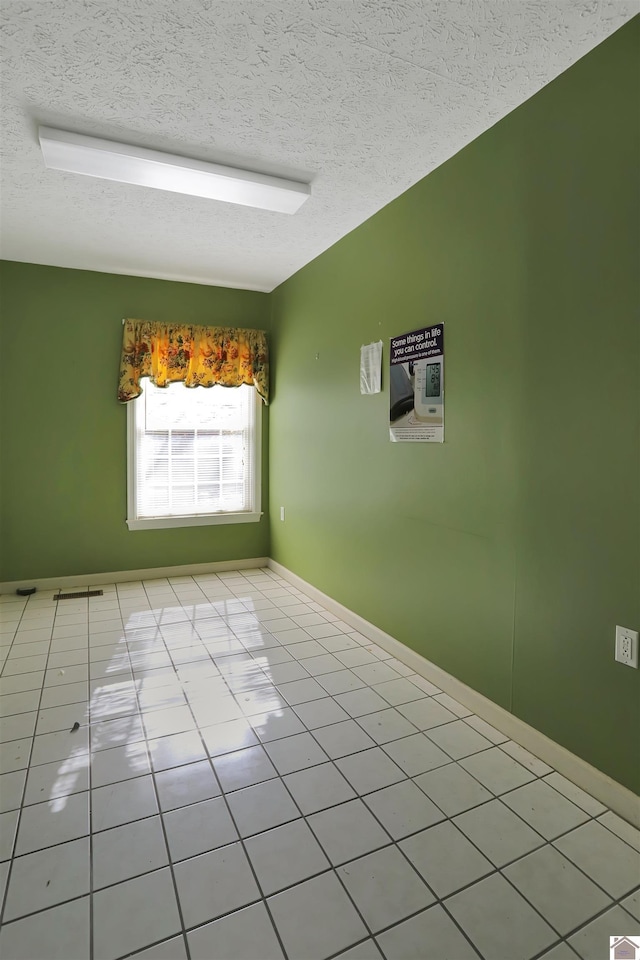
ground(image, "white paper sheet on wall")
xmin=360 ymin=340 xmax=383 ymax=394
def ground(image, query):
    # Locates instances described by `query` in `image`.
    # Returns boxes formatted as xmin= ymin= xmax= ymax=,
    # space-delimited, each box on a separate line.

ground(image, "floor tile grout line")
xmin=0 ymin=597 xmax=46 ymax=685
xmin=5 ymin=775 xmax=633 ymax=905
xmin=191 ymin=585 xmax=640 ymax=941
xmin=2 ymin=660 xmax=635 ymax=857
xmin=277 ymin=663 xmax=640 ymax=924
xmin=1 ymin=666 xmax=635 ymax=848
xmin=114 ymin=572 xmax=286 ymax=957
xmin=498 ymin=864 xmax=635 ymax=944
xmin=433 ymin=778 xmax=640 ymax=904
xmin=0 ymin=649 xmax=527 ymax=749
xmin=151 ymin=597 xmax=294 ymax=960
xmin=280 ymin=699 xmax=499 ymax=959
xmin=383 ymin=896 xmax=488 ymax=960
xmin=272 ymin=591 xmax=640 ymax=947
xmin=1 ymin=575 xmax=639 ymax=955
xmin=137 ymin=577 xmax=199 ymax=960
xmin=0 ymin=840 xmax=632 ymax=931
xmin=528 ymin=939 xmax=578 ymax=960
xmin=83 ymin=601 xmax=95 ymax=960
xmin=324 ymin=934 xmax=381 ymax=960
xmin=239 ymin=664 xmax=497 ymax=956
xmin=0 ymin=590 xmax=62 ymax=928
xmin=132 ymin=770 xmax=191 ymax=960
xmin=6 ymin=656 xmax=614 ymax=824
xmin=0 ymin=872 xmax=89 ymax=928
xmin=2 ymin=848 xmax=636 ymax=942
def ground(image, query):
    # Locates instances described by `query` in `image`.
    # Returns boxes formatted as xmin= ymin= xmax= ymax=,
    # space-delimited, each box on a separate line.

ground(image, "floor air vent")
xmin=54 ymin=590 xmax=104 ymax=601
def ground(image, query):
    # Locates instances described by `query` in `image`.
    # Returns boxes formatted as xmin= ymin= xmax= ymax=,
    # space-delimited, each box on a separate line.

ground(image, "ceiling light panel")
xmin=38 ymin=127 xmax=310 ymax=214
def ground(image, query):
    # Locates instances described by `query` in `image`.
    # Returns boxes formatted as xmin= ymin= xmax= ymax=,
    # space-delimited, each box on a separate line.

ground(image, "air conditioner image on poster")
xmin=413 ymin=357 xmax=443 ymax=425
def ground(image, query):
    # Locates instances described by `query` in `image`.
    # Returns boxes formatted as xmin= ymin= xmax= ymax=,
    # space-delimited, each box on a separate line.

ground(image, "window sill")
xmin=126 ymin=512 xmax=263 ymax=531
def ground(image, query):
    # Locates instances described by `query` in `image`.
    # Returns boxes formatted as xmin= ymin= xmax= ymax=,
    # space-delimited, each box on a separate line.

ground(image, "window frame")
xmin=126 ymin=381 xmax=262 ymax=531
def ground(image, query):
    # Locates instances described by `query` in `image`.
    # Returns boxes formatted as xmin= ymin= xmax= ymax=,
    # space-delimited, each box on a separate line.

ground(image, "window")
xmin=127 ymin=380 xmax=261 ymax=530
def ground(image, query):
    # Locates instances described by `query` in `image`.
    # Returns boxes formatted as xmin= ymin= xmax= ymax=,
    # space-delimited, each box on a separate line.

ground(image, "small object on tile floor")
xmin=58 ymin=670 xmax=65 ymax=677
xmin=16 ymin=587 xmax=36 ymax=596
xmin=69 ymin=722 xmax=80 ymax=733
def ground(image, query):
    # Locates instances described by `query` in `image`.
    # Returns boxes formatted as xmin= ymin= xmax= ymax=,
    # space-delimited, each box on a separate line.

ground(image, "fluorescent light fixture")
xmin=38 ymin=126 xmax=310 ymax=214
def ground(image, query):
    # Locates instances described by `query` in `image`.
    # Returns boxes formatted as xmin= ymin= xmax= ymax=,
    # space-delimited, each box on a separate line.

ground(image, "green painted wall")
xmin=269 ymin=22 xmax=640 ymax=792
xmin=0 ymin=263 xmax=270 ymax=581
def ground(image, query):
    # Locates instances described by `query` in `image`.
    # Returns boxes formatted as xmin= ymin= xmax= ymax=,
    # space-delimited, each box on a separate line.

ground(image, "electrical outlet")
xmin=615 ymin=625 xmax=638 ymax=668
xmin=280 ymin=506 xmax=285 ymax=521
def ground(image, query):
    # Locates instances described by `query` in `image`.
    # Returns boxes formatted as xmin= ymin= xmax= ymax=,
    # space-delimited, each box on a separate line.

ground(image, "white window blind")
xmin=127 ymin=381 xmax=261 ymax=530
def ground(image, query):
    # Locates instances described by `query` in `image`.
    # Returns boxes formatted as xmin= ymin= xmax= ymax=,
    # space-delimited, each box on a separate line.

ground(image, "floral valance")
xmin=118 ymin=319 xmax=269 ymax=404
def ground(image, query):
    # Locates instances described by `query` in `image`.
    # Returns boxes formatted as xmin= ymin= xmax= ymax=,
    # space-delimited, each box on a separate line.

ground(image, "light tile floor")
xmin=0 ymin=567 xmax=638 ymax=960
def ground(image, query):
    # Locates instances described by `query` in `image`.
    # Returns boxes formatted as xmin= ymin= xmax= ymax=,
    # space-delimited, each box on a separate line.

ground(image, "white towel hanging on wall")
xmin=360 ymin=341 xmax=383 ymax=395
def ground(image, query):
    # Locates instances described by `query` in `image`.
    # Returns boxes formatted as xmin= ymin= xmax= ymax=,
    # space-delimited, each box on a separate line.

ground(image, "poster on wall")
xmin=389 ymin=323 xmax=444 ymax=442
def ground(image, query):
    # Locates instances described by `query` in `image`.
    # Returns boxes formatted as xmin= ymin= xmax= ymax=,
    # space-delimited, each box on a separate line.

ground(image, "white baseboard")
xmin=269 ymin=559 xmax=640 ymax=828
xmin=0 ymin=557 xmax=270 ymax=595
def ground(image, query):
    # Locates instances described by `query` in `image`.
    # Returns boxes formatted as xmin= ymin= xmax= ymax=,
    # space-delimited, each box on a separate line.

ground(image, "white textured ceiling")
xmin=0 ymin=1 xmax=636 ymax=292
